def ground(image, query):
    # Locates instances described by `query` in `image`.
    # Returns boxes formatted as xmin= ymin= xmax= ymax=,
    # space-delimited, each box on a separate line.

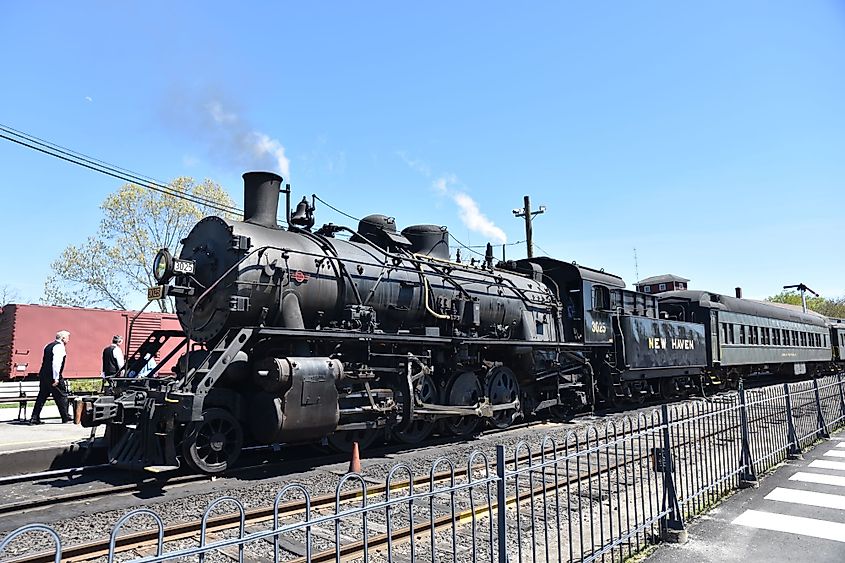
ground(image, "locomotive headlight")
xmin=153 ymin=248 xmax=173 ymax=283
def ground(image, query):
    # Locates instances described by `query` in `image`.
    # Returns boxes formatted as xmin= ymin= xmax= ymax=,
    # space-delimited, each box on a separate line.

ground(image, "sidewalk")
xmin=647 ymin=430 xmax=845 ymax=563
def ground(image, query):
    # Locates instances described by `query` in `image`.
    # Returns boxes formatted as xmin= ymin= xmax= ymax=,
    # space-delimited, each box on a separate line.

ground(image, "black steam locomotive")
xmin=80 ymin=171 xmax=825 ymax=475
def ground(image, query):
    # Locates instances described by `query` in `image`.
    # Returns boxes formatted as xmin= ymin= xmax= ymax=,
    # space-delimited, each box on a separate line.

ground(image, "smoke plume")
xmin=204 ymin=101 xmax=290 ymax=178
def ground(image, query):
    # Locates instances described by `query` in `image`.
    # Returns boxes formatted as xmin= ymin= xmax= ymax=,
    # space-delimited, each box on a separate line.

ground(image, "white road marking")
xmin=790 ymin=472 xmax=845 ymax=488
xmin=810 ymin=460 xmax=845 ymax=471
xmin=824 ymin=450 xmax=845 ymax=458
xmin=732 ymin=510 xmax=845 ymax=542
xmin=765 ymin=487 xmax=845 ymax=510
xmin=835 ymin=442 xmax=845 ymax=448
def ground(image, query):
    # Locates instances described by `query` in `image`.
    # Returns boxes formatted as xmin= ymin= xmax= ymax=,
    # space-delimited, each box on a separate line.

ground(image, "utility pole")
xmin=512 ymin=196 xmax=546 ymax=259
xmin=633 ymin=247 xmax=640 ymax=281
xmin=783 ymin=283 xmax=819 ymax=313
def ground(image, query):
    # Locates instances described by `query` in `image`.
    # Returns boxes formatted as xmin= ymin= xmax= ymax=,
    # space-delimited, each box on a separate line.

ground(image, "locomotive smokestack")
xmin=243 ymin=171 xmax=283 ymax=228
xmin=735 ymin=287 xmax=743 ymax=299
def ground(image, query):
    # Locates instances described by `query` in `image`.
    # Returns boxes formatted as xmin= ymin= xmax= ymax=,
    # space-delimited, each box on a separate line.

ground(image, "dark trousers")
xmin=31 ymin=378 xmax=70 ymax=422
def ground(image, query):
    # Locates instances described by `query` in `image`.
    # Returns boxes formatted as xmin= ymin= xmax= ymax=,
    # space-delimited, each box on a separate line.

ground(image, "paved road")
xmin=648 ymin=430 xmax=845 ymax=562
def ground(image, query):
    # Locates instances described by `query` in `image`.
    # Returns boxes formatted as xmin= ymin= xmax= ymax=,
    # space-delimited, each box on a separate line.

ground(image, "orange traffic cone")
xmin=348 ymin=441 xmax=362 ymax=474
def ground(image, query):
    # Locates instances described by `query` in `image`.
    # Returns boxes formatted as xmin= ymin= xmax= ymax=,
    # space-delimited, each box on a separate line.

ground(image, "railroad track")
xmin=7 ymin=391 xmax=790 ymax=563
xmin=4 ymin=378 xmax=831 ymax=562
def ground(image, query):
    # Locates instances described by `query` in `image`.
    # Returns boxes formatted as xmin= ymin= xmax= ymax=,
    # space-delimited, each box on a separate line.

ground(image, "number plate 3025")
xmin=147 ymin=285 xmax=166 ymax=301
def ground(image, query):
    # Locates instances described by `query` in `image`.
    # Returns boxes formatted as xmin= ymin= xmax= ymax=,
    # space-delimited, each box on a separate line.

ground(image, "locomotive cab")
xmin=511 ymin=258 xmax=622 ymax=345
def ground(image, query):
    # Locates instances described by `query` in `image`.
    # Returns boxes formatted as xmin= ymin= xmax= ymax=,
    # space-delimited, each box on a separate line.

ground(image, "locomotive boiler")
xmin=81 ymin=171 xmax=708 ymax=475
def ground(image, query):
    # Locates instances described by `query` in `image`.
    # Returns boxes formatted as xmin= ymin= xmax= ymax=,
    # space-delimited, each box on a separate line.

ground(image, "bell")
xmin=290 ymin=196 xmax=315 ymax=229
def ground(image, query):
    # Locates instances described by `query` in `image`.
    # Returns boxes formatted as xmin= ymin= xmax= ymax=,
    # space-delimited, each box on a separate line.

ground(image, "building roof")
xmin=636 ymin=274 xmax=689 ymax=285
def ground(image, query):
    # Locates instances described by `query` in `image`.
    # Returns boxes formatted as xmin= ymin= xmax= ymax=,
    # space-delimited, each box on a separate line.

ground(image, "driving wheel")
xmin=486 ymin=366 xmax=521 ymax=429
xmin=326 ymin=428 xmax=380 ymax=453
xmin=394 ymin=373 xmax=438 ymax=444
xmin=181 ymin=408 xmax=243 ymax=475
xmin=444 ymin=371 xmax=483 ymax=436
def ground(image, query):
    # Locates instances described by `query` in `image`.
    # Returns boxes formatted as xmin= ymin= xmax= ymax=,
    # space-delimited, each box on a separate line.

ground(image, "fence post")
xmin=737 ymin=384 xmax=759 ymax=488
xmin=813 ymin=378 xmax=830 ymax=439
xmin=496 ymin=445 xmax=508 ymax=563
xmin=783 ymin=383 xmax=802 ymax=459
xmin=659 ymin=404 xmax=687 ymax=543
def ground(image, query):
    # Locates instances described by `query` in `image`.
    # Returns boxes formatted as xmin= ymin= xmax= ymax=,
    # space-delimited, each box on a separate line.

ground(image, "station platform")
xmin=647 ymin=430 xmax=845 ymax=563
xmin=0 ymin=404 xmax=106 ymax=477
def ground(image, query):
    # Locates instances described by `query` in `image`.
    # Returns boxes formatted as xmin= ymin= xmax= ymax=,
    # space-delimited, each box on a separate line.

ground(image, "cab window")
xmin=593 ymin=285 xmax=610 ymax=311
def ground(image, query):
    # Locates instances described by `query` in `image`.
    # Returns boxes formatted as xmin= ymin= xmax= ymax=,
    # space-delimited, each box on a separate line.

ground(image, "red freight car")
xmin=0 ymin=304 xmax=183 ymax=379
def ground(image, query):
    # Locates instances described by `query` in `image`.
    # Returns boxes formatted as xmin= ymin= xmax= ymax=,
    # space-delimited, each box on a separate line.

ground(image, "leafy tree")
xmin=43 ymin=178 xmax=236 ymax=312
xmin=767 ymin=291 xmax=845 ymax=319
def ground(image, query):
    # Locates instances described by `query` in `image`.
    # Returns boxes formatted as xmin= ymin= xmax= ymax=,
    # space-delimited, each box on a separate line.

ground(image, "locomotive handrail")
xmin=295 ymin=227 xmax=364 ymax=305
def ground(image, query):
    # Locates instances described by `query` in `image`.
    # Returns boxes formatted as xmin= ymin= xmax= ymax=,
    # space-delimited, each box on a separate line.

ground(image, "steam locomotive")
xmin=79 ymin=172 xmax=837 ymax=475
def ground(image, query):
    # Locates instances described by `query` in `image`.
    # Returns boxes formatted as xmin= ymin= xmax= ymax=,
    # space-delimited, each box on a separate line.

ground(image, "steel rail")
xmin=5 ymin=382 xmax=822 ymax=562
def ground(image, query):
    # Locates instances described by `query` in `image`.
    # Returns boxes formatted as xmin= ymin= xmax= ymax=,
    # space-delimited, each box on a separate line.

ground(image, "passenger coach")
xmin=657 ymin=290 xmax=830 ymax=382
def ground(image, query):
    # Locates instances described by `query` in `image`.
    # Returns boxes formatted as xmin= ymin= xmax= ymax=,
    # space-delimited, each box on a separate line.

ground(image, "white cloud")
xmin=451 ymin=188 xmax=507 ymax=244
xmin=432 ymin=175 xmax=507 ymax=244
xmin=182 ymin=155 xmax=200 ymax=167
xmin=206 ymin=101 xmax=236 ymax=124
xmin=396 ymin=151 xmax=432 ymax=176
xmin=84 ymin=96 xmax=93 ymax=103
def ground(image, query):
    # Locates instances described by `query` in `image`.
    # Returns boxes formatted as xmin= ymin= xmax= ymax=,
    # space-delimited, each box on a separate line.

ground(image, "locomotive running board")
xmin=253 ymin=326 xmax=589 ymax=349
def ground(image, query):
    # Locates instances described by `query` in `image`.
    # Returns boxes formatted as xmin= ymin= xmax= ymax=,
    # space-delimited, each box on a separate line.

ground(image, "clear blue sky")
xmin=1 ymin=2 xmax=844 ymax=306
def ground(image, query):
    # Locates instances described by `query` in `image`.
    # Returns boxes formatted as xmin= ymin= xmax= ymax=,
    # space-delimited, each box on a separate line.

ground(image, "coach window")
xmin=773 ymin=329 xmax=780 ymax=346
xmin=739 ymin=326 xmax=746 ymax=344
xmin=763 ymin=327 xmax=770 ymax=345
xmin=792 ymin=331 xmax=799 ymax=346
xmin=729 ymin=324 xmax=735 ymax=344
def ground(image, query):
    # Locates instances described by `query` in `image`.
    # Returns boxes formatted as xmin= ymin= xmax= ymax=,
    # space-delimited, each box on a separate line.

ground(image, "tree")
xmin=766 ymin=291 xmax=845 ymax=319
xmin=43 ymin=178 xmax=236 ymax=312
xmin=0 ymin=284 xmax=20 ymax=305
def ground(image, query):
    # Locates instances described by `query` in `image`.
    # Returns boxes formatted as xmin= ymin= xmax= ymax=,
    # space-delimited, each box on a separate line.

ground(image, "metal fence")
xmin=2 ymin=374 xmax=845 ymax=563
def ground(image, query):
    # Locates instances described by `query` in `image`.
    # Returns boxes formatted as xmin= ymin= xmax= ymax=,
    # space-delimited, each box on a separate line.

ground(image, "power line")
xmin=533 ymin=242 xmax=552 ymax=257
xmin=0 ymin=124 xmax=243 ymax=216
xmin=0 ymin=124 xmax=515 ymax=259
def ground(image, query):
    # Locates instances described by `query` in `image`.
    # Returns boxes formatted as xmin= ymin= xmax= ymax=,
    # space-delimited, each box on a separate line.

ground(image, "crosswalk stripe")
xmin=835 ymin=442 xmax=845 ymax=449
xmin=824 ymin=450 xmax=845 ymax=459
xmin=790 ymin=472 xmax=845 ymax=487
xmin=765 ymin=487 xmax=845 ymax=510
xmin=732 ymin=510 xmax=845 ymax=542
xmin=810 ymin=460 xmax=845 ymax=471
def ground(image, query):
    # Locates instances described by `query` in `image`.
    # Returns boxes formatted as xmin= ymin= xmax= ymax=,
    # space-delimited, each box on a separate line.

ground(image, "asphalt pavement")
xmin=647 ymin=430 xmax=845 ymax=562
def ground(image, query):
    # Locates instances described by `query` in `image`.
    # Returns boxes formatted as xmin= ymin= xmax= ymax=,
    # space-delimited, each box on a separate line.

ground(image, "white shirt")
xmin=51 ymin=341 xmax=66 ymax=382
xmin=113 ymin=346 xmax=125 ymax=371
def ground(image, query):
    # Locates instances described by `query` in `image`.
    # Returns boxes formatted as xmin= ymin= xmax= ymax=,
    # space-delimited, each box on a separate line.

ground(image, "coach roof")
xmin=658 ymin=290 xmax=827 ymax=327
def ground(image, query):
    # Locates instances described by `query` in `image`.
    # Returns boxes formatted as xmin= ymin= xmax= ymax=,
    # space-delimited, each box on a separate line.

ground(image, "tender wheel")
xmin=445 ymin=371 xmax=482 ymax=437
xmin=659 ymin=378 xmax=679 ymax=401
xmin=326 ymin=429 xmax=379 ymax=453
xmin=394 ymin=374 xmax=438 ymax=444
xmin=486 ymin=366 xmax=521 ymax=429
xmin=181 ymin=408 xmax=243 ymax=475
